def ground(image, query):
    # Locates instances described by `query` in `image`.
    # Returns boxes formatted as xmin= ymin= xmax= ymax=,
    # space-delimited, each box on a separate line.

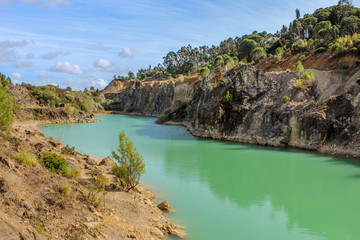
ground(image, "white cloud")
xmin=0 ymin=49 xmax=17 ymax=62
xmin=50 ymin=61 xmax=83 ymax=75
xmin=41 ymin=0 xmax=69 ymax=8
xmin=91 ymin=78 xmax=108 ymax=89
xmin=14 ymin=61 xmax=33 ymax=68
xmin=118 ymin=47 xmax=134 ymax=58
xmin=89 ymin=43 xmax=112 ymax=51
xmin=41 ymin=51 xmax=71 ymax=60
xmin=0 ymin=0 xmax=10 ymax=5
xmin=20 ymin=0 xmax=38 ymax=3
xmin=94 ymin=58 xmax=113 ymax=69
xmin=11 ymin=72 xmax=22 ymax=82
xmin=0 ymin=40 xmax=28 ymax=48
xmin=26 ymin=53 xmax=35 ymax=59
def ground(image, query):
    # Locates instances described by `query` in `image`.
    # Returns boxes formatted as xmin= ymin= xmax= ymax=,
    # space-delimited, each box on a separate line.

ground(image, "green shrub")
xmin=299 ymin=55 xmax=306 ymax=62
xmin=294 ymin=71 xmax=315 ymax=88
xmin=282 ymin=95 xmax=290 ymax=103
xmin=12 ymin=150 xmax=39 ymax=166
xmin=61 ymin=144 xmax=76 ymax=155
xmin=251 ymin=47 xmax=266 ymax=63
xmin=0 ymin=83 xmax=14 ymax=135
xmin=316 ymin=47 xmax=327 ymax=53
xmin=200 ymin=67 xmax=210 ymax=78
xmin=112 ymin=131 xmax=145 ymax=192
xmin=224 ymin=90 xmax=232 ymax=105
xmin=301 ymin=71 xmax=315 ymax=82
xmin=331 ymin=42 xmax=343 ymax=52
xmin=356 ymin=78 xmax=360 ymax=85
xmin=178 ymin=74 xmax=185 ymax=82
xmin=293 ymin=60 xmax=304 ymax=71
xmin=41 ymin=153 xmax=78 ymax=178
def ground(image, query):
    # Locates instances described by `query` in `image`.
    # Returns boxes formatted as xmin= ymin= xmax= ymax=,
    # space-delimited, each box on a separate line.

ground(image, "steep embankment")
xmin=0 ymin=85 xmax=185 ymax=240
xmin=103 ymin=63 xmax=360 ymax=158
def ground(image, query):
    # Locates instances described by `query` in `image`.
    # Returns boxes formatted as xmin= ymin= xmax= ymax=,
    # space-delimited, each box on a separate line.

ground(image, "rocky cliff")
xmin=102 ymin=65 xmax=360 ymax=158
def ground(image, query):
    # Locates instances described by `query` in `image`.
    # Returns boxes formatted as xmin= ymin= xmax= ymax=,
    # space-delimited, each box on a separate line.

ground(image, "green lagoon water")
xmin=41 ymin=115 xmax=360 ymax=240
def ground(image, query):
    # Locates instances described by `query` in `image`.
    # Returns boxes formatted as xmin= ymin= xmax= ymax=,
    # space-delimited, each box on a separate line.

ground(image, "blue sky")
xmin=0 ymin=0 xmax=358 ymax=90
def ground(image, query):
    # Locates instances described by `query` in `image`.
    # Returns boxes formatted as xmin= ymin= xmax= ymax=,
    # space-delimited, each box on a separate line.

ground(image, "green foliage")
xmin=299 ymin=55 xmax=307 ymax=62
xmin=41 ymin=153 xmax=78 ymax=178
xmin=251 ymin=47 xmax=266 ymax=63
xmin=200 ymin=67 xmax=210 ymax=78
xmin=178 ymin=74 xmax=185 ymax=82
xmin=111 ymin=131 xmax=145 ymax=192
xmin=114 ymin=4 xmax=360 ymax=78
xmin=224 ymin=90 xmax=232 ymax=105
xmin=356 ymin=78 xmax=360 ymax=85
xmin=0 ymin=82 xmax=14 ymax=135
xmin=65 ymin=105 xmax=73 ymax=116
xmin=12 ymin=150 xmax=39 ymax=166
xmin=24 ymin=84 xmax=103 ymax=113
xmin=282 ymin=95 xmax=291 ymax=103
xmin=293 ymin=60 xmax=305 ymax=71
xmin=94 ymin=173 xmax=109 ymax=210
xmin=292 ymin=39 xmax=308 ymax=53
xmin=0 ymin=73 xmax=12 ymax=87
xmin=294 ymin=71 xmax=315 ymax=88
xmin=239 ymin=38 xmax=257 ymax=61
xmin=61 ymin=144 xmax=76 ymax=155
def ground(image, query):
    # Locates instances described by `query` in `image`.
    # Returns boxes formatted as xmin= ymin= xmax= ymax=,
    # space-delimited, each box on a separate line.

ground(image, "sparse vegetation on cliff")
xmin=0 ymin=75 xmax=15 ymax=136
xmin=41 ymin=152 xmax=79 ymax=179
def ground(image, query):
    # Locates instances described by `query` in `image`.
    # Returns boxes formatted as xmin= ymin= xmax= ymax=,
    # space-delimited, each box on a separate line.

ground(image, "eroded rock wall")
xmin=103 ymin=65 xmax=360 ymax=157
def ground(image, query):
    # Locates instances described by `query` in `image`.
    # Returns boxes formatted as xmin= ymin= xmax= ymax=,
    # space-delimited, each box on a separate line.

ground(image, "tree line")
xmin=112 ymin=1 xmax=360 ymax=82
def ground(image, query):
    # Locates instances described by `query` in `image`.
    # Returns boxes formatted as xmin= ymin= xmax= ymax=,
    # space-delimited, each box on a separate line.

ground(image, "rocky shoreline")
xmin=0 ymin=114 xmax=185 ymax=240
xmin=102 ymin=65 xmax=360 ymax=159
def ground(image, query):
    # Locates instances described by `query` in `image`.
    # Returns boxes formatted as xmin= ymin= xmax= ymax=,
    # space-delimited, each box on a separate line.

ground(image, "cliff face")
xmin=103 ymin=65 xmax=360 ymax=157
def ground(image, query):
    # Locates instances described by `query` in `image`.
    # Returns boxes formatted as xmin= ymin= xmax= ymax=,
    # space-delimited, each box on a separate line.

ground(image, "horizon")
xmin=0 ymin=0 xmax=358 ymax=90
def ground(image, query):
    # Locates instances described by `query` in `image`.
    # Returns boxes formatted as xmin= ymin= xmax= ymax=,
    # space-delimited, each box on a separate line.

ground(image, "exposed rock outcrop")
xmin=103 ymin=65 xmax=360 ymax=158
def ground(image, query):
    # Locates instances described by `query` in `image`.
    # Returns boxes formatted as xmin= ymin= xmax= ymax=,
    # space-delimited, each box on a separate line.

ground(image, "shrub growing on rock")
xmin=61 ymin=144 xmax=76 ymax=155
xmin=0 ymin=83 xmax=14 ymax=136
xmin=224 ymin=90 xmax=233 ymax=105
xmin=293 ymin=60 xmax=304 ymax=71
xmin=41 ymin=152 xmax=78 ymax=178
xmin=282 ymin=95 xmax=291 ymax=103
xmin=12 ymin=150 xmax=39 ymax=166
xmin=112 ymin=131 xmax=145 ymax=192
xmin=294 ymin=71 xmax=315 ymax=88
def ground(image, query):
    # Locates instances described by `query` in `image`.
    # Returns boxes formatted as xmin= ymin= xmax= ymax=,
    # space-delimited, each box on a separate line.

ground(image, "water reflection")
xmin=41 ymin=115 xmax=360 ymax=240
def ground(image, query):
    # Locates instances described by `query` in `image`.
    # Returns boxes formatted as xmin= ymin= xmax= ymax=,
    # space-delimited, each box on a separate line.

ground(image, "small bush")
xmin=293 ymin=60 xmax=304 ymax=71
xmin=301 ymin=71 xmax=315 ymax=82
xmin=282 ymin=95 xmax=290 ymax=103
xmin=112 ymin=131 xmax=145 ymax=192
xmin=294 ymin=79 xmax=305 ymax=88
xmin=316 ymin=47 xmax=327 ymax=53
xmin=41 ymin=153 xmax=78 ymax=178
xmin=224 ymin=90 xmax=232 ymax=105
xmin=356 ymin=78 xmax=360 ymax=85
xmin=12 ymin=150 xmax=39 ymax=166
xmin=58 ymin=182 xmax=72 ymax=196
xmin=294 ymin=71 xmax=315 ymax=88
xmin=178 ymin=74 xmax=185 ymax=82
xmin=299 ymin=55 xmax=306 ymax=62
xmin=61 ymin=144 xmax=76 ymax=155
xmin=200 ymin=67 xmax=210 ymax=78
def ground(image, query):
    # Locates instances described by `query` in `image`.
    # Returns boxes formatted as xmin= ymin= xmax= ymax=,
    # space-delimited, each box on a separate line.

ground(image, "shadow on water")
xmin=135 ymin=123 xmax=197 ymax=141
xmin=325 ymin=157 xmax=360 ymax=168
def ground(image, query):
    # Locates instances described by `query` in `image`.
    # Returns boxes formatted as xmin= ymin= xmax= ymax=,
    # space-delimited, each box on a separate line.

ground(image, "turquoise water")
xmin=41 ymin=115 xmax=360 ymax=240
